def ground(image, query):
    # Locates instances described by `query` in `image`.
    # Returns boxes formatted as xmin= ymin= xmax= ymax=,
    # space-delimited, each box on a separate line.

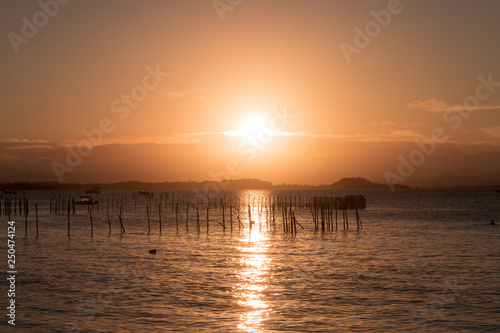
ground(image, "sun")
xmin=239 ymin=114 xmax=269 ymax=141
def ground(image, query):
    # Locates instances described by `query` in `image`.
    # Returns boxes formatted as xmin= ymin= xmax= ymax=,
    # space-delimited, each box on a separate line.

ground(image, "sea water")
xmin=1 ymin=189 xmax=499 ymax=332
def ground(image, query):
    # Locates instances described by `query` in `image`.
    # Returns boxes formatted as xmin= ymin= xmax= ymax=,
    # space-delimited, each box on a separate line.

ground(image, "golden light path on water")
xmin=235 ymin=191 xmax=274 ymax=332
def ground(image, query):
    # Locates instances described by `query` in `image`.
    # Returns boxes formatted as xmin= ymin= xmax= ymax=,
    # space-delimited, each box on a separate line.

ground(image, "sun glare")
xmin=239 ymin=114 xmax=270 ymax=142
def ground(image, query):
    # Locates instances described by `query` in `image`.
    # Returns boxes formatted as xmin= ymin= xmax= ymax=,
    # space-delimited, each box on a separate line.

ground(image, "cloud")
xmin=166 ymin=91 xmax=187 ymax=99
xmin=0 ymin=138 xmax=51 ymax=144
xmin=72 ymin=134 xmax=208 ymax=146
xmin=0 ymin=138 xmax=57 ymax=150
xmin=407 ymin=98 xmax=449 ymax=112
xmin=370 ymin=120 xmax=427 ymax=129
xmin=0 ymin=153 xmax=27 ymax=161
xmin=408 ymin=99 xmax=500 ymax=112
xmin=155 ymin=78 xmax=235 ymax=100
xmin=279 ymin=130 xmax=430 ymax=143
xmin=482 ymin=126 xmax=500 ymax=138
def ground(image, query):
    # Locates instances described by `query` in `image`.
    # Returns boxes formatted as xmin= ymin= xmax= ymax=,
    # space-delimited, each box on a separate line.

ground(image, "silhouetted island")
xmin=0 ymin=177 xmax=410 ymax=192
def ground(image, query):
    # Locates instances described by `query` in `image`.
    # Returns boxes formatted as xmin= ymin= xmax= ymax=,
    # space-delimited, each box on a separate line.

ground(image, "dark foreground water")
xmin=1 ymin=189 xmax=499 ymax=332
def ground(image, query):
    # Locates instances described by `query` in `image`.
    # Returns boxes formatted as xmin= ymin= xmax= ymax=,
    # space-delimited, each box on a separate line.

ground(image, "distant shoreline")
xmin=0 ymin=177 xmax=409 ymax=191
xmin=1 ymin=177 xmax=498 ymax=192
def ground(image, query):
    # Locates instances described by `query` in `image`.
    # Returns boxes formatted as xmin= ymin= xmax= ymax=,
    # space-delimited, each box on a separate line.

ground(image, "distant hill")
xmin=0 ymin=177 xmax=409 ymax=191
xmin=324 ymin=177 xmax=411 ymax=190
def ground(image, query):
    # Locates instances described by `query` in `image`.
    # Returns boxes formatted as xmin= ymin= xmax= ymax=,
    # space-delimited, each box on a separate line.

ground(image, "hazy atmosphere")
xmin=2 ymin=0 xmax=500 ymax=186
xmin=2 ymin=2 xmax=500 ymax=332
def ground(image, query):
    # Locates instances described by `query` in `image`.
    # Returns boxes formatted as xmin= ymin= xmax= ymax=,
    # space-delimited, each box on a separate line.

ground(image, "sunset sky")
xmin=1 ymin=0 xmax=499 ymax=186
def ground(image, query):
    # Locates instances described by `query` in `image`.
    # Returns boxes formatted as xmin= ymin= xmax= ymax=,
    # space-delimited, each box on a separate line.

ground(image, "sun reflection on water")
xmin=235 ymin=192 xmax=274 ymax=332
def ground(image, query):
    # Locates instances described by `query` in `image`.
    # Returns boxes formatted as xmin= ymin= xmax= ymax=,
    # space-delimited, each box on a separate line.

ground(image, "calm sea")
xmin=1 ymin=189 xmax=499 ymax=332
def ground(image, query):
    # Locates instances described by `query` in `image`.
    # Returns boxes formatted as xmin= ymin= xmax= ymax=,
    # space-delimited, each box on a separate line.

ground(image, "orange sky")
xmin=1 ymin=0 xmax=500 ymax=186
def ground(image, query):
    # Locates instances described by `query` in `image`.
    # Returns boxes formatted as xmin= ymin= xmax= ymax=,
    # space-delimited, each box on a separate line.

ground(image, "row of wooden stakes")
xmin=1 ymin=193 xmax=366 ymax=238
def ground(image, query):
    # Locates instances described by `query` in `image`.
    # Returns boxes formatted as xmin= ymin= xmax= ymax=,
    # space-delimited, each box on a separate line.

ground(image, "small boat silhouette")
xmin=85 ymin=187 xmax=101 ymax=194
xmin=138 ymin=189 xmax=150 ymax=196
xmin=2 ymin=190 xmax=17 ymax=195
xmin=74 ymin=196 xmax=98 ymax=205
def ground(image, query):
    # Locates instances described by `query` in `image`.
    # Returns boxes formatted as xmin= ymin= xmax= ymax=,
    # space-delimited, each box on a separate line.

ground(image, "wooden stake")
xmin=89 ymin=210 xmax=93 ymax=238
xmin=221 ymin=199 xmax=225 ymax=230
xmin=185 ymin=202 xmax=189 ymax=232
xmin=175 ymin=204 xmax=179 ymax=233
xmin=196 ymin=207 xmax=200 ymax=234
xmin=35 ymin=203 xmax=38 ymax=239
xmin=118 ymin=206 xmax=125 ymax=234
xmin=67 ymin=200 xmax=71 ymax=239
xmin=107 ymin=211 xmax=112 ymax=234
xmin=158 ymin=203 xmax=162 ymax=235
xmin=230 ymin=205 xmax=233 ymax=233
xmin=206 ymin=205 xmax=209 ymax=234
xmin=24 ymin=198 xmax=28 ymax=238
xmin=147 ymin=205 xmax=151 ymax=235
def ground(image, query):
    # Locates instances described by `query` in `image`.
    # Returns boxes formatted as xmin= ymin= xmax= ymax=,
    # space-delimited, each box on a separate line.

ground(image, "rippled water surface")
xmin=2 ymin=189 xmax=500 ymax=332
